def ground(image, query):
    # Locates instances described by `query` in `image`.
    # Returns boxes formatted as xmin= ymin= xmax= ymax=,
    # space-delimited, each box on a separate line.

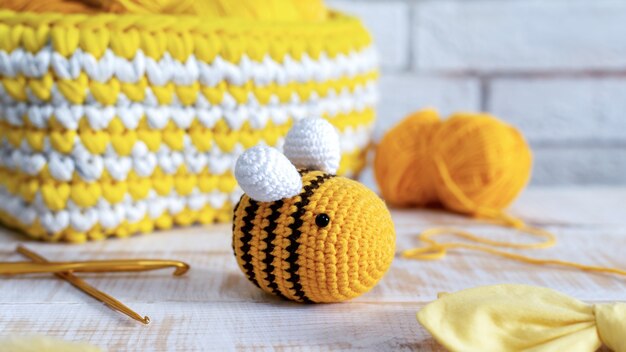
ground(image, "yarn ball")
xmin=374 ymin=109 xmax=532 ymax=218
xmin=233 ymin=169 xmax=396 ymax=303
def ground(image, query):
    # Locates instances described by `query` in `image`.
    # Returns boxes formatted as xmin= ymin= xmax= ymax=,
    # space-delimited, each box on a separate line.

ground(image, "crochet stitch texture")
xmin=283 ymin=117 xmax=341 ymax=174
xmin=232 ymin=118 xmax=395 ymax=303
xmin=233 ymin=169 xmax=395 ymax=303
xmin=0 ymin=10 xmax=378 ymax=242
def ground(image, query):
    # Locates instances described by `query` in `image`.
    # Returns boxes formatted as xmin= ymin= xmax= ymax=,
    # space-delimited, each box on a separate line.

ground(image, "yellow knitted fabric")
xmin=232 ymin=170 xmax=396 ymax=303
xmin=0 ymin=9 xmax=378 ymax=242
xmin=0 ymin=0 xmax=328 ymax=21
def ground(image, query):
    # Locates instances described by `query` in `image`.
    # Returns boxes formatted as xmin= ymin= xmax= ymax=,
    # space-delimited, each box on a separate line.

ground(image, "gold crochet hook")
xmin=0 ymin=259 xmax=190 ymax=276
xmin=15 ymin=246 xmax=151 ymax=325
xmin=10 ymin=245 xmax=190 ymax=325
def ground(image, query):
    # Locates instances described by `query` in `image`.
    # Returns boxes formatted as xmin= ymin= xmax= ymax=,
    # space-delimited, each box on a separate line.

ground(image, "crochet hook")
xmin=0 ymin=259 xmax=190 ymax=276
xmin=16 ymin=246 xmax=150 ymax=324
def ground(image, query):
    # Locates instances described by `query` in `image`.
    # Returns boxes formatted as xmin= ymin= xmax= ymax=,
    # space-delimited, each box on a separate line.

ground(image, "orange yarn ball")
xmin=374 ymin=109 xmax=532 ymax=218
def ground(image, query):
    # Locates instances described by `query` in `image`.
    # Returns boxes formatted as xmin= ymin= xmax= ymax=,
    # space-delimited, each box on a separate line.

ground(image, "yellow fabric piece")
xmin=0 ymin=336 xmax=101 ymax=352
xmin=417 ymin=284 xmax=626 ymax=352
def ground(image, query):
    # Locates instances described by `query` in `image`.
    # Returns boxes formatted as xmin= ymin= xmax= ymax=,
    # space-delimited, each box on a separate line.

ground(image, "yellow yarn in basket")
xmin=374 ymin=109 xmax=532 ymax=219
xmin=0 ymin=0 xmax=327 ymax=21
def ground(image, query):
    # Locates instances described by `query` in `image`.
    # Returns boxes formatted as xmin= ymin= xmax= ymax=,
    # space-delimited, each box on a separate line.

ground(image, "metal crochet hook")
xmin=15 ymin=246 xmax=151 ymax=324
xmin=7 ymin=245 xmax=191 ymax=324
xmin=0 ymin=259 xmax=190 ymax=276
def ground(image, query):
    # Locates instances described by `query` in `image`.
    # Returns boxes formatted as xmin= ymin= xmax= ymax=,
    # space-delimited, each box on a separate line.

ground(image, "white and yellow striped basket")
xmin=0 ymin=8 xmax=377 ymax=242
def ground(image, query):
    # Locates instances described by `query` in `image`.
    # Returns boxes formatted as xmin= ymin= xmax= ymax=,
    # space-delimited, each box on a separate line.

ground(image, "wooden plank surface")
xmin=0 ymin=187 xmax=625 ymax=351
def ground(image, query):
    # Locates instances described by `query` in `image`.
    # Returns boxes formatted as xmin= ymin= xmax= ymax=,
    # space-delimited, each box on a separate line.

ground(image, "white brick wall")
xmin=489 ymin=78 xmax=626 ymax=143
xmin=330 ymin=1 xmax=410 ymax=70
xmin=329 ymin=0 xmax=626 ymax=185
xmin=414 ymin=0 xmax=626 ymax=72
xmin=376 ymin=75 xmax=480 ymax=138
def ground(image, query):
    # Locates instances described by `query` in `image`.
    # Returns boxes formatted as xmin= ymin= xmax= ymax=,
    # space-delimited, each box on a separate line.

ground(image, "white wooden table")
xmin=0 ymin=187 xmax=625 ymax=351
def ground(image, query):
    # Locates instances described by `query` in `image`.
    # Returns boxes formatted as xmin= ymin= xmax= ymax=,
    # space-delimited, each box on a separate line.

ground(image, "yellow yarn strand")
xmin=402 ymin=175 xmax=626 ymax=277
xmin=402 ymin=224 xmax=626 ymax=277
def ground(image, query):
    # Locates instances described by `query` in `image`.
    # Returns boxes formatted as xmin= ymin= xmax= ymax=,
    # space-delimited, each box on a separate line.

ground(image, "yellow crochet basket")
xmin=0 ymin=8 xmax=378 ymax=242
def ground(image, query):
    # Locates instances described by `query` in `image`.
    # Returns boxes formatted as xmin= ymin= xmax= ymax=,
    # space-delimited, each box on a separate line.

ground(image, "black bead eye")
xmin=315 ymin=213 xmax=330 ymax=228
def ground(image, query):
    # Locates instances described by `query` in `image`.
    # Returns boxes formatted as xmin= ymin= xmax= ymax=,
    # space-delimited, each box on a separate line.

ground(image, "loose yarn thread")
xmin=375 ymin=109 xmax=626 ymax=278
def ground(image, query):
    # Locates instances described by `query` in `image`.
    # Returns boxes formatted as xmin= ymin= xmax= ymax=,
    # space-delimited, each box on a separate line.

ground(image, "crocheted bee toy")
xmin=232 ymin=118 xmax=396 ymax=303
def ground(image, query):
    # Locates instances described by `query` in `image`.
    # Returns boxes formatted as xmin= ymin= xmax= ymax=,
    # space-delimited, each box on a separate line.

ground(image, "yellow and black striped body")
xmin=232 ymin=170 xmax=396 ymax=303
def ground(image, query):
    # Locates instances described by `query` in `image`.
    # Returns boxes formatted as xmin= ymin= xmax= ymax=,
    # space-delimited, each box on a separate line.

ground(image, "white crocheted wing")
xmin=234 ymin=145 xmax=303 ymax=202
xmin=283 ymin=118 xmax=341 ymax=174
